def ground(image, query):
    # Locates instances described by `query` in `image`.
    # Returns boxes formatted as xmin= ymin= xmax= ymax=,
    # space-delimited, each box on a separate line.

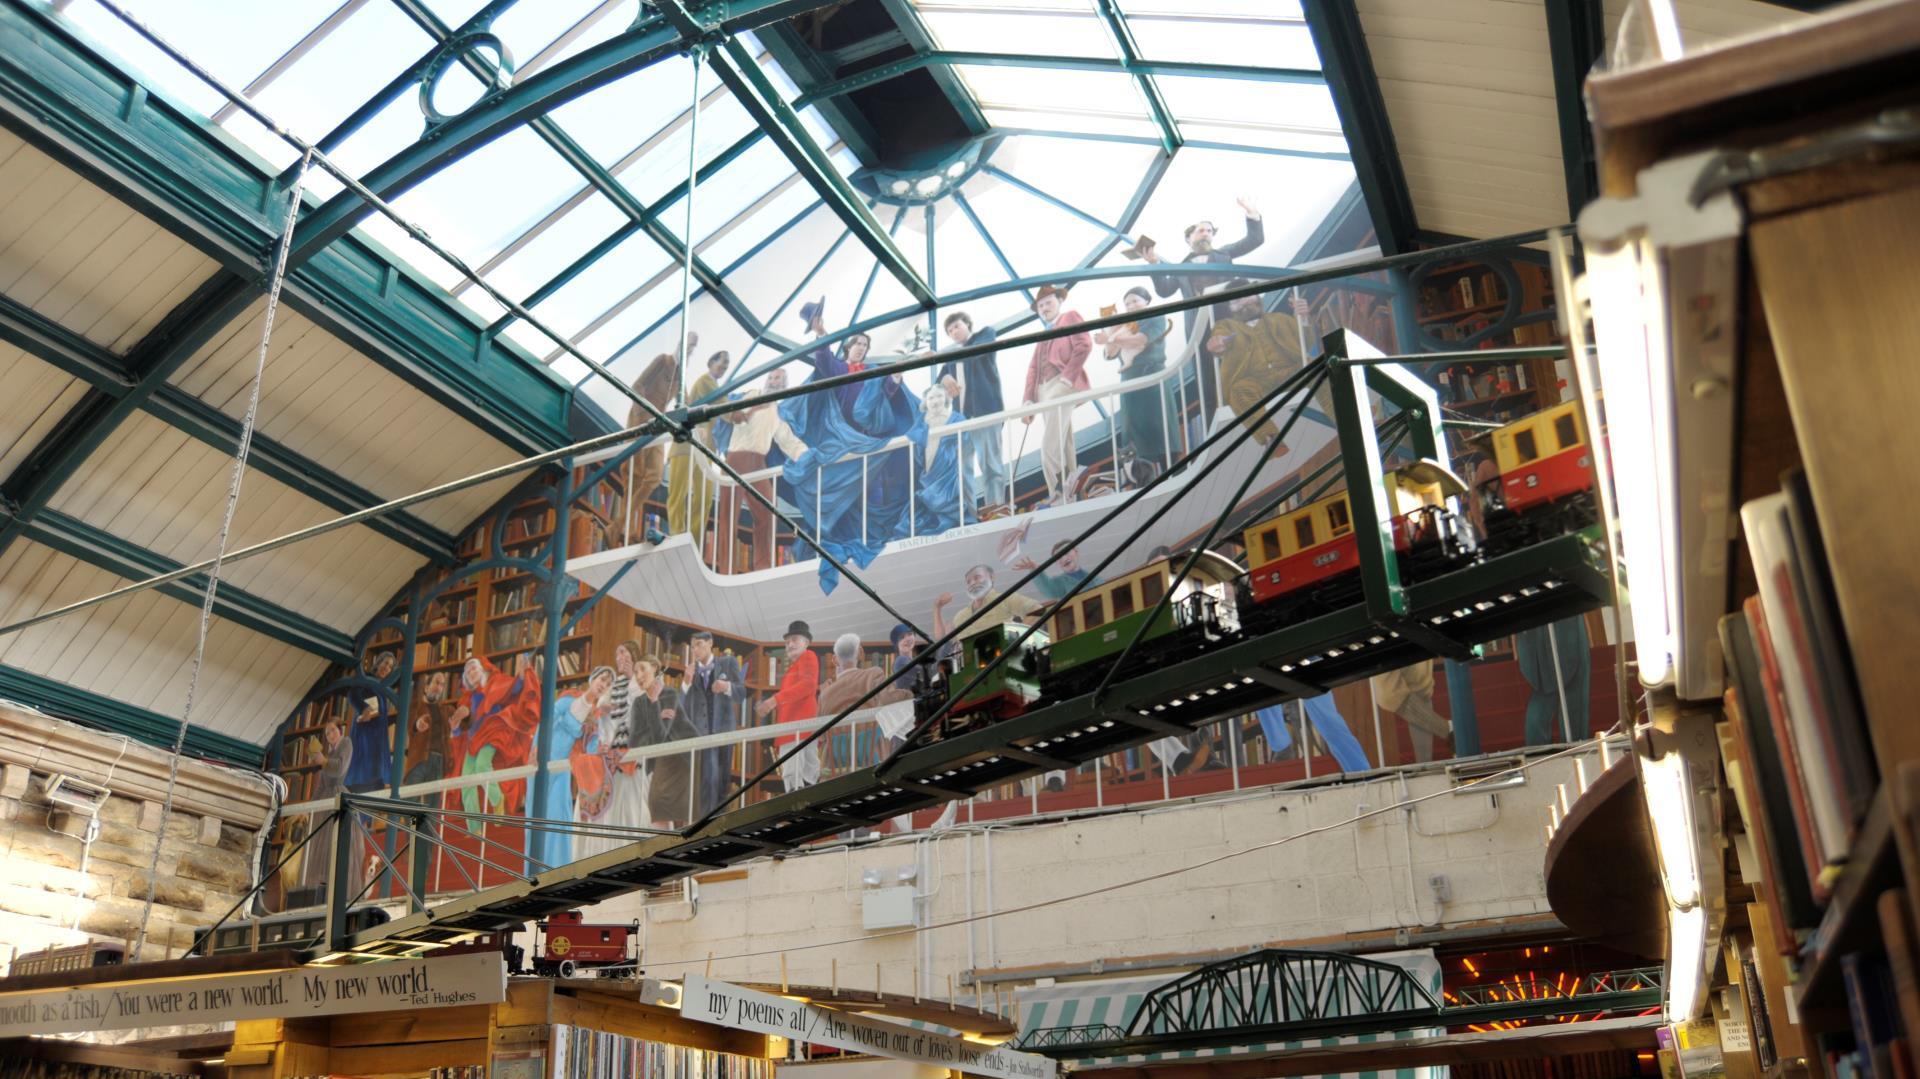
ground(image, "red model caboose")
xmin=534 ymin=911 xmax=640 ymax=978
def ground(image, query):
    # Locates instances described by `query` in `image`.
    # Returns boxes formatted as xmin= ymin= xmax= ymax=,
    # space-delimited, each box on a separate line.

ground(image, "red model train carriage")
xmin=534 ymin=911 xmax=640 ymax=978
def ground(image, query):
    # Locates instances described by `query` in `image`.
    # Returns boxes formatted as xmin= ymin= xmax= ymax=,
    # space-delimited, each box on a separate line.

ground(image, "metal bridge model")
xmin=311 ymin=333 xmax=1609 ymax=961
xmin=1012 ymin=949 xmax=1663 ymax=1056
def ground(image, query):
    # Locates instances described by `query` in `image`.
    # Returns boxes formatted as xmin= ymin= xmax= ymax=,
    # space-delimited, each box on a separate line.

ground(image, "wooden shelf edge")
xmin=1791 ymin=782 xmax=1896 ymax=1011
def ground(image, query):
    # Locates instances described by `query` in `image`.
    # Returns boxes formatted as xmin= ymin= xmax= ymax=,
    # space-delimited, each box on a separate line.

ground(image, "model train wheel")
xmin=557 ymin=959 xmax=578 ymax=979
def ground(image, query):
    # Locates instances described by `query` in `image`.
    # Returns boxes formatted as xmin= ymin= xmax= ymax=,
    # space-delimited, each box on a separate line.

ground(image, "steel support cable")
xmin=625 ymin=733 xmax=1618 ymax=971
xmin=687 ymin=358 xmax=1331 ymax=832
xmin=868 ymin=363 xmax=1333 ymax=780
xmin=83 ymin=0 xmax=929 ymax=643
xmin=1090 ymin=367 xmax=1331 ymax=710
xmin=130 ymin=150 xmax=313 ymax=962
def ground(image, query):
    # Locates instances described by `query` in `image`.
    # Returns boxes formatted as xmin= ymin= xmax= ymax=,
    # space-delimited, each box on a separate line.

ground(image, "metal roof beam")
xmin=0 ymin=289 xmax=456 ymax=562
xmin=1094 ymin=0 xmax=1180 ymax=156
xmin=1300 ymin=0 xmax=1415 ymax=255
xmin=0 ymin=271 xmax=258 ymax=563
xmin=0 ymin=1 xmax=575 ymax=451
xmin=797 ymin=51 xmax=1323 ymax=106
xmin=708 ymin=37 xmax=937 ymax=308
xmin=15 ymin=509 xmax=357 ymax=664
xmin=1544 ymin=0 xmax=1606 ymax=219
xmin=0 ymin=664 xmax=264 ymax=767
xmin=286 ymin=0 xmax=824 ymax=268
xmin=386 ymin=0 xmax=767 ymax=341
xmin=144 ymin=388 xmax=457 ymax=561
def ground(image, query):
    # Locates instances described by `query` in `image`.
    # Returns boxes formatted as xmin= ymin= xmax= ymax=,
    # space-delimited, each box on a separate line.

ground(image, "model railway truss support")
xmin=320 ymin=350 xmax=1610 ymax=960
xmin=1013 ymin=952 xmax=1664 ymax=1056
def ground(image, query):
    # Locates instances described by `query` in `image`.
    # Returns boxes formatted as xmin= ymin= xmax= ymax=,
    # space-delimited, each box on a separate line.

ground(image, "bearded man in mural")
xmin=456 ymin=656 xmax=541 ymax=816
xmin=1206 ymin=287 xmax=1310 ymax=450
xmin=780 ymin=306 xmax=901 ymax=591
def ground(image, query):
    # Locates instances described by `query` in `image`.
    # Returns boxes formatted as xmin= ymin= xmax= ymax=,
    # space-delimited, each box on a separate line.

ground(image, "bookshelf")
xmin=1409 ymin=256 xmax=1567 ymax=459
xmin=1579 ymin=11 xmax=1920 ymax=1079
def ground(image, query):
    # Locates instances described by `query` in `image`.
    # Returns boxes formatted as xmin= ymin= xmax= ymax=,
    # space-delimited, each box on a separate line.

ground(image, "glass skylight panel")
xmin=951 ymin=169 xmax=1111 ymax=279
xmin=655 ymin=139 xmax=814 ymax=251
xmin=1155 ymin=76 xmax=1342 ymax=135
xmin=919 ymin=9 xmax=1119 ymax=59
xmin=243 ymin=3 xmax=438 ymax=146
xmin=1127 ymin=14 xmax=1319 ymax=69
xmin=987 ymin=134 xmax=1159 ymax=226
xmin=953 ymin=65 xmax=1141 ymax=117
xmin=483 ymin=193 xmax=629 ymax=303
xmin=488 ymin=0 xmax=617 ymax=71
xmin=612 ymin=91 xmax=763 ymax=206
xmin=1118 ymin=0 xmax=1304 ymax=18
xmin=547 ymin=55 xmax=704 ymax=167
xmin=524 ymin=225 xmax=678 ymax=342
xmin=1180 ymin=124 xmax=1350 ymax=158
xmin=980 ymin=107 xmax=1162 ymax=140
xmin=916 ymin=0 xmax=1098 ymax=12
xmin=390 ymin=128 xmax=585 ymax=266
xmin=419 ymin=0 xmax=492 ymax=28
xmin=697 ymin=172 xmax=822 ymax=271
xmin=61 ymin=0 xmax=312 ymax=115
xmin=929 ymin=199 xmax=1021 ymax=298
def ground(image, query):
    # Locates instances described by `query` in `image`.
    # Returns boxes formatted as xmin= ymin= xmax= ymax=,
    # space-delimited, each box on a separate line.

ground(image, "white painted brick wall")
xmin=596 ymin=753 xmax=1593 ymax=994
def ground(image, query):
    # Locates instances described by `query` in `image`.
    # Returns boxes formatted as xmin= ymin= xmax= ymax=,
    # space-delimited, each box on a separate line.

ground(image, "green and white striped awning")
xmin=1015 ymin=950 xmax=1448 ymax=1079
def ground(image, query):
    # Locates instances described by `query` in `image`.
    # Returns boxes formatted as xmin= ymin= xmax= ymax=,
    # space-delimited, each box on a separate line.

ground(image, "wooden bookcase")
xmin=1583 ymin=7 xmax=1920 ymax=1076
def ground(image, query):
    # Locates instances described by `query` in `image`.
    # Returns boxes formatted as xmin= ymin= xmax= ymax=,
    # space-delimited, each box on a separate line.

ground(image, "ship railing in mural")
xmin=573 ymin=310 xmax=1236 ymax=575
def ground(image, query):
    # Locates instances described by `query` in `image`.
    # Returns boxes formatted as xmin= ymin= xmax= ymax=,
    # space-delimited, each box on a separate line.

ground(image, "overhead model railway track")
xmin=332 ymin=531 xmax=1606 ymax=959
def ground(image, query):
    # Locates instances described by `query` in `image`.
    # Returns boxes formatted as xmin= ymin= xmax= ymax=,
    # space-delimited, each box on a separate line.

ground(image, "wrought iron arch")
xmin=1127 ymin=948 xmax=1442 ymax=1046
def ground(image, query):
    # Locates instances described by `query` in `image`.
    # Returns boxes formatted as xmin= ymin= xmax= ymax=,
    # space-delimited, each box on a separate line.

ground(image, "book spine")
xmin=1745 ymin=598 xmax=1833 ymax=899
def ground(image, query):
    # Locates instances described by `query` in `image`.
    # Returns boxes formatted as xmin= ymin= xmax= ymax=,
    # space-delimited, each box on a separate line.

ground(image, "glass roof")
xmin=52 ymin=0 xmax=1362 ymax=423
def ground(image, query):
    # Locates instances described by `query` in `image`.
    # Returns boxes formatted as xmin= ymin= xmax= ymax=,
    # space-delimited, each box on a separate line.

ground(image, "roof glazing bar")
xmin=451 ymin=51 xmax=773 ymax=300
xmin=704 ymin=35 xmax=937 ymax=308
xmin=1094 ymin=0 xmax=1181 ymax=156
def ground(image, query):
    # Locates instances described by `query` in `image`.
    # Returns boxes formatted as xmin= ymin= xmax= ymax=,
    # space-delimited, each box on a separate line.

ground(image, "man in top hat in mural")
xmin=1140 ymin=197 xmax=1264 ymax=331
xmin=1020 ymin=284 xmax=1092 ymax=505
xmin=757 ymin=620 xmax=822 ymax=792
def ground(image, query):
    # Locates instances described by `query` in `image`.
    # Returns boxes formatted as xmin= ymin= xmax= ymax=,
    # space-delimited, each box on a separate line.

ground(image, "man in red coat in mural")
xmin=455 ymin=655 xmax=541 ymax=815
xmin=755 ymin=620 xmax=820 ymax=793
xmin=1021 ymin=284 xmax=1091 ymax=506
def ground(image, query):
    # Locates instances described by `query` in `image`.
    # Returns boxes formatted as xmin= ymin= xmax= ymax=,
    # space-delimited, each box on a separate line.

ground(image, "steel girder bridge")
xmin=1012 ymin=949 xmax=1663 ymax=1056
xmin=308 ymin=329 xmax=1610 ymax=961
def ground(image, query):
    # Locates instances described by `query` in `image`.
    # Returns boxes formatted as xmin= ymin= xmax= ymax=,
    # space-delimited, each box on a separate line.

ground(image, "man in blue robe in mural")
xmin=853 ymin=355 xmax=922 ymax=542
xmin=910 ymin=382 xmax=971 ymax=536
xmin=780 ymin=300 xmax=897 ymax=592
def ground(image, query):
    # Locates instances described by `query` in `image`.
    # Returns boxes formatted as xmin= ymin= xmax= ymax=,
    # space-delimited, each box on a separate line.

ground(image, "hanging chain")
xmin=131 ymin=150 xmax=315 ymax=960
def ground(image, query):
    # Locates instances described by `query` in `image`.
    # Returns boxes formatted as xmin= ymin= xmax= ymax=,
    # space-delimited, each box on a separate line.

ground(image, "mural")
xmin=265 ymin=250 xmax=1618 ymax=910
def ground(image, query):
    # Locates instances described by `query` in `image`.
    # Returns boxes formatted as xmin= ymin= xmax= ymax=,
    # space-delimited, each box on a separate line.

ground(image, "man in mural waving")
xmin=1141 ymin=198 xmax=1265 ymax=331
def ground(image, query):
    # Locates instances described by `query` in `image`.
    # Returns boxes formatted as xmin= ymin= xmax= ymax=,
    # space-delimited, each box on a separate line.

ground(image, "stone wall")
xmin=587 ymin=750 xmax=1595 ymax=998
xmin=0 ymin=701 xmax=275 ymax=968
